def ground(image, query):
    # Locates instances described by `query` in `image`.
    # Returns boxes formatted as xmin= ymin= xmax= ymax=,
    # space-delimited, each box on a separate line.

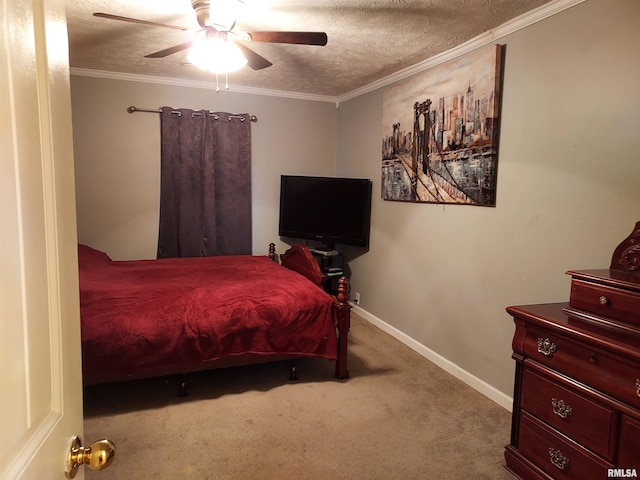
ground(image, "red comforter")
xmin=78 ymin=244 xmax=337 ymax=384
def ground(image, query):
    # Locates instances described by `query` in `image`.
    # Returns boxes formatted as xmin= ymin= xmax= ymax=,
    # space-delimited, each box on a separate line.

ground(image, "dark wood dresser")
xmin=505 ymin=221 xmax=640 ymax=480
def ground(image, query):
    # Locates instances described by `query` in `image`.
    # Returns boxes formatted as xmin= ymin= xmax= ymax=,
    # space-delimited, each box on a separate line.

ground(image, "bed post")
xmin=268 ymin=242 xmax=276 ymax=262
xmin=278 ymin=243 xmax=352 ymax=380
xmin=335 ymin=276 xmax=351 ymax=379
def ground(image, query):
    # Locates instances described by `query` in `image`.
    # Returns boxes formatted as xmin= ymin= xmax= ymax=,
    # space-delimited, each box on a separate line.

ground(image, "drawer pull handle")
xmin=549 ymin=448 xmax=570 ymax=470
xmin=636 ymin=379 xmax=640 ymax=397
xmin=537 ymin=338 xmax=557 ymax=357
xmin=552 ymin=398 xmax=573 ymax=418
xmin=599 ymin=295 xmax=609 ymax=305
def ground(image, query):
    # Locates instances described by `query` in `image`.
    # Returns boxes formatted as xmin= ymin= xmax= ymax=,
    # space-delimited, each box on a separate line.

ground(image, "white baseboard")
xmin=353 ymin=305 xmax=514 ymax=412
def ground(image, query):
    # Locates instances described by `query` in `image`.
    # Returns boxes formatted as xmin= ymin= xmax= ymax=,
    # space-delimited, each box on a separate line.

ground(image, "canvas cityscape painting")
xmin=381 ymin=44 xmax=504 ymax=206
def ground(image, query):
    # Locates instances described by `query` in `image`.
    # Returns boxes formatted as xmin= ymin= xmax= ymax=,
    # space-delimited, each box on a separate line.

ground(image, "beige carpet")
xmin=84 ymin=313 xmax=515 ymax=480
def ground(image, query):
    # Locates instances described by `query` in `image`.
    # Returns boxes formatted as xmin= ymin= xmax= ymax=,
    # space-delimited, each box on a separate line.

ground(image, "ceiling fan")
xmin=93 ymin=0 xmax=328 ymax=72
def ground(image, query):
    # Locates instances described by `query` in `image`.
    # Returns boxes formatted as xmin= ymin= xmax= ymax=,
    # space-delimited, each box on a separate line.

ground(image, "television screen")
xmin=279 ymin=175 xmax=372 ymax=248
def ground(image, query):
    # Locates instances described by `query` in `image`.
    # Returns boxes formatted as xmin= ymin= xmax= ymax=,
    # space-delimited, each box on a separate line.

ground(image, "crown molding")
xmin=69 ymin=67 xmax=340 ymax=104
xmin=336 ymin=0 xmax=586 ymax=105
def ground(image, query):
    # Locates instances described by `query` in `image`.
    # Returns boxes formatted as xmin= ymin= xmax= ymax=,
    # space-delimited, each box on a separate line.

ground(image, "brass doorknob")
xmin=66 ymin=435 xmax=116 ymax=479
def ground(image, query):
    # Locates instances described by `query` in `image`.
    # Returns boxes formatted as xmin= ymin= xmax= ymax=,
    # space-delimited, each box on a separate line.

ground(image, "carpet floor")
xmin=84 ymin=313 xmax=515 ymax=479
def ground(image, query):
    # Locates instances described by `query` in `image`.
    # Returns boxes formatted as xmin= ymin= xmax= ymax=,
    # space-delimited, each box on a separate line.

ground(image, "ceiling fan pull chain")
xmin=225 ymin=72 xmax=229 ymax=90
xmin=215 ymin=73 xmax=220 ymax=92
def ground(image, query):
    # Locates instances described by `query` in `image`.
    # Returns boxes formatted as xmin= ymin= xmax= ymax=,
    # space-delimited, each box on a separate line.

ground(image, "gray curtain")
xmin=157 ymin=107 xmax=252 ymax=258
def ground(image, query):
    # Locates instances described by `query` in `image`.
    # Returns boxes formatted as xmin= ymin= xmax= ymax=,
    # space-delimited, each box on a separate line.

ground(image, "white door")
xmin=0 ymin=0 xmax=94 ymax=478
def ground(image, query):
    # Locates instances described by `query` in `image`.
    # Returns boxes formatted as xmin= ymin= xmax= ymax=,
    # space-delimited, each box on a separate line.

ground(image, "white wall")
xmin=71 ymin=76 xmax=338 ymax=259
xmin=336 ymin=0 xmax=640 ymax=397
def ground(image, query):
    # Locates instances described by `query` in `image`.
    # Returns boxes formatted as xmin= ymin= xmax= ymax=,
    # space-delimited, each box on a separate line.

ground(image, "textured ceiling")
xmin=65 ymin=0 xmax=554 ymax=98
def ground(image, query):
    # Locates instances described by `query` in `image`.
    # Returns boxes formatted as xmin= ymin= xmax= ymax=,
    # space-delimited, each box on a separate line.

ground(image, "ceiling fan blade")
xmin=145 ymin=41 xmax=194 ymax=58
xmin=247 ymin=31 xmax=328 ymax=46
xmin=93 ymin=12 xmax=188 ymax=31
xmin=235 ymin=44 xmax=273 ymax=70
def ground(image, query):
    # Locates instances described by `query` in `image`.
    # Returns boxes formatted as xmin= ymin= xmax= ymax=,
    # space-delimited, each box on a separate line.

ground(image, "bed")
xmin=78 ymin=243 xmax=351 ymax=387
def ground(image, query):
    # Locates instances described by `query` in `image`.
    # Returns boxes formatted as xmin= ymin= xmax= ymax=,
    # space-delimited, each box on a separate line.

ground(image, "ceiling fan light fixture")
xmin=187 ymin=33 xmax=247 ymax=74
xmin=207 ymin=0 xmax=243 ymax=30
xmin=191 ymin=0 xmax=243 ymax=30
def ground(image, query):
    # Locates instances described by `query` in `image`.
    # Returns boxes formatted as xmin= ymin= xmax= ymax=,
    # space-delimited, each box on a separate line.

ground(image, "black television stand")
xmin=309 ymin=247 xmax=340 ymax=257
xmin=309 ymin=249 xmax=344 ymax=295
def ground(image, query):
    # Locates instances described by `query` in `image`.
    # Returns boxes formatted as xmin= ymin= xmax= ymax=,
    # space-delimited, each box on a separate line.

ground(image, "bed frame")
xmin=276 ymin=243 xmax=351 ymax=380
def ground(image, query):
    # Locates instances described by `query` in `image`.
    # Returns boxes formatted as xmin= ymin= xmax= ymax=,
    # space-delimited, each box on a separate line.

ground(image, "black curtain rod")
xmin=127 ymin=105 xmax=257 ymax=122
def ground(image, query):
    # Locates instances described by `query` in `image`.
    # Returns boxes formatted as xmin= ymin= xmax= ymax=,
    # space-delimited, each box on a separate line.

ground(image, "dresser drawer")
xmin=524 ymin=325 xmax=640 ymax=410
xmin=618 ymin=415 xmax=640 ymax=468
xmin=519 ymin=411 xmax=612 ymax=479
xmin=521 ymin=366 xmax=617 ymax=460
xmin=570 ymin=279 xmax=640 ymax=326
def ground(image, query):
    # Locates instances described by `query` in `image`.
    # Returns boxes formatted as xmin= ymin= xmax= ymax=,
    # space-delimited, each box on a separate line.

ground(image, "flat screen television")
xmin=279 ymin=175 xmax=372 ymax=248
